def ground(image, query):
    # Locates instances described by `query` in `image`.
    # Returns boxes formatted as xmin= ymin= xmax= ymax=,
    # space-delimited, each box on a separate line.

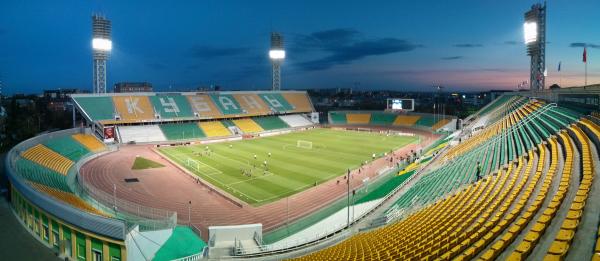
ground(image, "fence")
xmin=8 ymin=127 xmax=177 ymax=233
xmin=74 ymin=148 xmax=178 ymax=231
xmin=5 ymin=128 xmax=127 ymax=240
xmin=232 ymin=161 xmax=413 ymax=257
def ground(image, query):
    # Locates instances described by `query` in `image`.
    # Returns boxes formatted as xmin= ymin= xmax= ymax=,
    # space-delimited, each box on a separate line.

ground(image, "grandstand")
xmin=199 ymin=121 xmax=232 ymax=137
xmin=291 ymin=95 xmax=600 ymax=260
xmin=329 ymin=111 xmax=456 ymax=131
xmin=71 ymin=91 xmax=315 ymax=143
xmin=10 ymin=88 xmax=600 ymax=261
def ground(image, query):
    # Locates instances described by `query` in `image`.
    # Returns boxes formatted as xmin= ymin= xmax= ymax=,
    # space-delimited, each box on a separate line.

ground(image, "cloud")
xmin=570 ymin=42 xmax=600 ymax=49
xmin=453 ymin=43 xmax=483 ymax=48
xmin=293 ymin=29 xmax=422 ymax=71
xmin=441 ymin=56 xmax=464 ymax=60
xmin=504 ymin=40 xmax=521 ymax=45
xmin=189 ymin=45 xmax=250 ymax=59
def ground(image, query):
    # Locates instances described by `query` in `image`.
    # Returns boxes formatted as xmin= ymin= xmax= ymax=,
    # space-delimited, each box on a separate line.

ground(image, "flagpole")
xmin=585 ymin=61 xmax=588 ymax=86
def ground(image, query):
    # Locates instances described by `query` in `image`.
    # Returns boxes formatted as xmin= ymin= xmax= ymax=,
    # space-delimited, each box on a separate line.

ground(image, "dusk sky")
xmin=1 ymin=0 xmax=599 ymax=94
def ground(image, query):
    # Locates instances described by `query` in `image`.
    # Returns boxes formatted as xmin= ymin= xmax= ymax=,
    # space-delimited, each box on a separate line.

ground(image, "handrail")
xmin=383 ymin=102 xmax=557 ymax=223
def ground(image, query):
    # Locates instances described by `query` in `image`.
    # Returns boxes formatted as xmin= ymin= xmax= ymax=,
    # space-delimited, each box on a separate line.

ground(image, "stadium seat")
xmin=279 ymin=114 xmax=313 ymax=127
xmin=28 ymin=182 xmax=106 ymax=217
xmin=71 ymin=96 xmax=115 ymax=121
xmin=149 ymin=95 xmax=195 ymax=119
xmin=370 ymin=112 xmax=397 ymax=125
xmin=346 ymin=113 xmax=371 ymax=124
xmin=15 ymin=158 xmax=71 ymax=192
xmin=186 ymin=94 xmax=224 ymax=118
xmin=43 ymin=136 xmax=90 ymax=161
xmin=117 ymin=125 xmax=167 ymax=143
xmin=199 ymin=121 xmax=231 ymax=137
xmin=393 ymin=115 xmax=420 ymax=126
xmin=159 ymin=123 xmax=206 ymax=140
xmin=21 ymin=144 xmax=73 ymax=175
xmin=71 ymin=134 xmax=106 ymax=152
xmin=253 ymin=116 xmax=290 ymax=130
xmin=112 ymin=96 xmax=156 ymax=121
xmin=329 ymin=112 xmax=347 ymax=124
xmin=209 ymin=93 xmax=245 ymax=115
xmin=257 ymin=92 xmax=294 ymax=112
xmin=232 ymin=118 xmax=264 ymax=133
xmin=232 ymin=93 xmax=271 ymax=115
xmin=281 ymin=92 xmax=314 ymax=113
xmin=432 ymin=118 xmax=451 ymax=130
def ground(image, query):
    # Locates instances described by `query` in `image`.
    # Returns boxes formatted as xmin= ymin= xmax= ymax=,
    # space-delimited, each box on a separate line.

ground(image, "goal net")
xmin=186 ymin=158 xmax=200 ymax=172
xmin=297 ymin=140 xmax=313 ymax=149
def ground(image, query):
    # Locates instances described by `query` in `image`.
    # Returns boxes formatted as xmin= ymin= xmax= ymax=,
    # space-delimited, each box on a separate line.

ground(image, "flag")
xmin=558 ymin=61 xmax=561 ymax=72
xmin=544 ymin=68 xmax=548 ymax=77
xmin=583 ymin=47 xmax=587 ymax=63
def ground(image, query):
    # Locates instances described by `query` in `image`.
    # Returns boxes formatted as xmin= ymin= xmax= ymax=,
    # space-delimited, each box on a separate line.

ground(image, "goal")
xmin=186 ymin=158 xmax=200 ymax=172
xmin=297 ymin=140 xmax=313 ymax=149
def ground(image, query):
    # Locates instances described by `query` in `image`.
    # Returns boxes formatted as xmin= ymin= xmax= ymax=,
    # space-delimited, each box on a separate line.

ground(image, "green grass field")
xmin=158 ymin=128 xmax=419 ymax=205
xmin=132 ymin=156 xmax=165 ymax=170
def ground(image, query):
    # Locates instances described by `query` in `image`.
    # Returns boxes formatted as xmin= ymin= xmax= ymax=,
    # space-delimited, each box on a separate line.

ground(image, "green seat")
xmin=16 ymin=158 xmax=71 ymax=193
xmin=72 ymin=96 xmax=115 ymax=121
xmin=160 ymin=123 xmax=206 ymax=140
xmin=253 ymin=116 xmax=290 ymax=130
xmin=43 ymin=136 xmax=90 ymax=161
xmin=329 ymin=112 xmax=347 ymax=124
xmin=258 ymin=93 xmax=294 ymax=112
xmin=370 ymin=113 xmax=396 ymax=125
xmin=149 ymin=95 xmax=195 ymax=119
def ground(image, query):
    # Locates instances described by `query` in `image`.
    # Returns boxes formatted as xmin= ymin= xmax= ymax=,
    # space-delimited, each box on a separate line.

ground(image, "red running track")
xmin=80 ymin=128 xmax=439 ymax=239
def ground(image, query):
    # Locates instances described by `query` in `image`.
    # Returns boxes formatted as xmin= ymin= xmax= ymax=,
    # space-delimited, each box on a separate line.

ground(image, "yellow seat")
xmin=524 ymin=231 xmax=540 ymax=243
xmin=507 ymin=251 xmax=525 ymax=261
xmin=532 ymin=222 xmax=546 ymax=233
xmin=556 ymin=229 xmax=575 ymax=242
xmin=547 ymin=240 xmax=569 ymax=256
xmin=561 ymin=219 xmax=578 ymax=230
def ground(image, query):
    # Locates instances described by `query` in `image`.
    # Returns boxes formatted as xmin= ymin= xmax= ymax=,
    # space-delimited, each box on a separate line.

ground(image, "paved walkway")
xmin=0 ymin=153 xmax=60 ymax=261
xmin=0 ymin=198 xmax=59 ymax=261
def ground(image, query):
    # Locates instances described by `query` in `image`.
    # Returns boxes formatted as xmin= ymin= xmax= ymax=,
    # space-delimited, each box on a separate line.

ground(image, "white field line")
xmin=160 ymin=149 xmax=263 ymax=203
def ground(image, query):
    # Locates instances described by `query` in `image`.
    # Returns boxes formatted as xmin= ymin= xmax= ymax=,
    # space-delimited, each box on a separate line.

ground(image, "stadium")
xmin=3 ymin=2 xmax=600 ymax=261
xmin=6 ymin=87 xmax=600 ymax=260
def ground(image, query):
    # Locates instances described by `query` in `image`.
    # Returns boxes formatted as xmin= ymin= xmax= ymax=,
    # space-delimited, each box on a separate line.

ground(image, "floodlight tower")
xmin=92 ymin=15 xmax=112 ymax=94
xmin=524 ymin=2 xmax=546 ymax=91
xmin=269 ymin=32 xmax=285 ymax=91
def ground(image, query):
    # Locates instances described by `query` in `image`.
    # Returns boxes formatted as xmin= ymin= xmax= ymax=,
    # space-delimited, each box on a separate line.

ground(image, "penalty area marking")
xmin=163 ymin=150 xmax=223 ymax=176
xmin=161 ymin=148 xmax=276 ymax=203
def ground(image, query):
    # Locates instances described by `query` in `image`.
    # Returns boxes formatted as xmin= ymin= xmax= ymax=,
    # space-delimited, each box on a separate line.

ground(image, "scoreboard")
xmin=387 ymin=98 xmax=414 ymax=111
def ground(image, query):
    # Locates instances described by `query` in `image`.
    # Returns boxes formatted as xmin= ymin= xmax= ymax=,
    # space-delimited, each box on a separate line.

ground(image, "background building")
xmin=113 ymin=82 xmax=153 ymax=93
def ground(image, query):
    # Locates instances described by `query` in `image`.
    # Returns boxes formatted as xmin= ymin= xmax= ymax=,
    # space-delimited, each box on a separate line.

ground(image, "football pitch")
xmin=158 ymin=128 xmax=419 ymax=205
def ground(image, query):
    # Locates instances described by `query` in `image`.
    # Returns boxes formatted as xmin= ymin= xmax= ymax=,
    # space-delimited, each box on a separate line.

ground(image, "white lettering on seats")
xmin=159 ymin=97 xmax=180 ymax=113
xmin=219 ymin=96 xmax=239 ymax=110
xmin=241 ymin=95 xmax=262 ymax=109
xmin=263 ymin=95 xmax=283 ymax=108
xmin=125 ymin=98 xmax=144 ymax=114
xmin=189 ymin=96 xmax=212 ymax=113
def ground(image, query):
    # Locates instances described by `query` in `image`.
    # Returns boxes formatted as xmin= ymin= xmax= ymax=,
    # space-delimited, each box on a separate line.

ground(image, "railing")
xmin=171 ymin=247 xmax=207 ymax=261
xmin=382 ymin=102 xmax=557 ymax=224
xmin=5 ymin=128 xmax=127 ymax=240
xmin=75 ymin=151 xmax=177 ymax=230
xmin=232 ymin=162 xmax=412 ymax=257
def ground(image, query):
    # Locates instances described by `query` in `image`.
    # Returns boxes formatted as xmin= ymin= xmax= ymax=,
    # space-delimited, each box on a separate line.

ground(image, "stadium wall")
xmin=5 ymin=130 xmax=127 ymax=261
